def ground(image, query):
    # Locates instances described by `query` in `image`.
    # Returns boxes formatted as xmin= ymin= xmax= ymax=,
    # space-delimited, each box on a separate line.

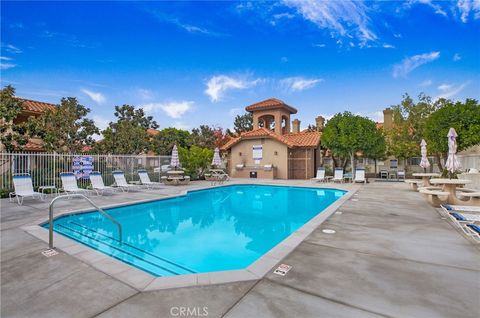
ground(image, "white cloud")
xmin=92 ymin=115 xmax=111 ymax=140
xmin=281 ymin=0 xmax=377 ymax=46
xmin=456 ymin=0 xmax=480 ymax=22
xmin=145 ymin=9 xmax=222 ymax=36
xmin=81 ymin=88 xmax=106 ymax=104
xmin=0 ymin=56 xmax=12 ymax=60
xmin=136 ymin=88 xmax=154 ymax=100
xmin=205 ymin=75 xmax=261 ymax=102
xmin=405 ymin=0 xmax=448 ymax=17
xmin=392 ymin=51 xmax=440 ymax=78
xmin=1 ymin=43 xmax=22 ymax=54
xmin=0 ymin=62 xmax=16 ymax=70
xmin=453 ymin=53 xmax=462 ymax=61
xmin=419 ymin=79 xmax=433 ymax=87
xmin=313 ymin=43 xmax=326 ymax=48
xmin=280 ymin=77 xmax=323 ymax=92
xmin=280 ymin=56 xmax=288 ymax=63
xmin=142 ymin=101 xmax=193 ymax=119
xmin=383 ymin=44 xmax=395 ymax=49
xmin=172 ymin=121 xmax=190 ymax=130
xmin=435 ymin=81 xmax=470 ymax=99
xmin=271 ymin=12 xmax=295 ymax=25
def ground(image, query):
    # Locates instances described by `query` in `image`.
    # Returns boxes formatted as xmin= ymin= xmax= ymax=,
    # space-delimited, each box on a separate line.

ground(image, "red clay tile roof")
xmin=23 ymin=138 xmax=45 ymax=152
xmin=147 ymin=128 xmax=160 ymax=136
xmin=376 ymin=122 xmax=384 ymax=129
xmin=16 ymin=98 xmax=56 ymax=114
xmin=245 ymin=98 xmax=297 ymax=114
xmin=220 ymin=128 xmax=320 ymax=150
xmin=284 ymin=131 xmax=321 ymax=148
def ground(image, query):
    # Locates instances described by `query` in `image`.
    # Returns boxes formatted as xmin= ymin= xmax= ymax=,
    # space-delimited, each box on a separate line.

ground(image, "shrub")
xmin=178 ymin=145 xmax=213 ymax=180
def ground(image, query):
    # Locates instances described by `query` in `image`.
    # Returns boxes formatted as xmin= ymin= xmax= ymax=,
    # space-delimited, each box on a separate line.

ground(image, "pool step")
xmin=53 ymin=221 xmax=195 ymax=277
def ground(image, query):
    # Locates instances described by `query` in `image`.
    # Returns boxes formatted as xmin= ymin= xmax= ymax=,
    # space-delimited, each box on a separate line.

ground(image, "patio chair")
xmin=311 ymin=168 xmax=327 ymax=182
xmin=380 ymin=170 xmax=388 ymax=179
xmin=354 ymin=168 xmax=366 ymax=184
xmin=138 ymin=169 xmax=164 ymax=189
xmin=332 ymin=168 xmax=344 ymax=183
xmin=9 ymin=173 xmax=46 ymax=205
xmin=440 ymin=204 xmax=480 ymax=214
xmin=397 ymin=170 xmax=406 ymax=180
xmin=112 ymin=170 xmax=142 ymax=192
xmin=464 ymin=223 xmax=480 ymax=243
xmin=60 ymin=172 xmax=91 ymax=196
xmin=89 ymin=171 xmax=117 ymax=195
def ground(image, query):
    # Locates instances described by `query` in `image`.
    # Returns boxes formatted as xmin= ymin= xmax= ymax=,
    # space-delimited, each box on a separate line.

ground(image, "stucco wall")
xmin=230 ymin=138 xmax=289 ymax=179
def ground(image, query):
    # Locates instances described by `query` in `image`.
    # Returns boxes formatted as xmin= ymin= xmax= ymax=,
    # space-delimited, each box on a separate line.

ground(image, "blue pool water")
xmin=46 ymin=185 xmax=345 ymax=276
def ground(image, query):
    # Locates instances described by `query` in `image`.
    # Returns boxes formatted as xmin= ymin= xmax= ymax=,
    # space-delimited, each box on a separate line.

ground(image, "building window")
xmin=274 ymin=151 xmax=278 ymax=156
xmin=239 ymin=152 xmax=242 ymax=156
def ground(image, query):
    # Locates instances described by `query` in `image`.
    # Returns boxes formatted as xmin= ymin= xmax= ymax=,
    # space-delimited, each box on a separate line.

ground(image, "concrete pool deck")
xmin=1 ymin=180 xmax=479 ymax=317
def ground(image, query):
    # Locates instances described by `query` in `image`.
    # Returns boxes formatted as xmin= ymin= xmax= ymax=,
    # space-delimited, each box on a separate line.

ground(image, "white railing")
xmin=0 ymin=152 xmax=171 ymax=191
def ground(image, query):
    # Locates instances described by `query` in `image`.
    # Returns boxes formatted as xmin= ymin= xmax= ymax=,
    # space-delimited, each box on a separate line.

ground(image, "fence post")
xmin=53 ymin=152 xmax=56 ymax=187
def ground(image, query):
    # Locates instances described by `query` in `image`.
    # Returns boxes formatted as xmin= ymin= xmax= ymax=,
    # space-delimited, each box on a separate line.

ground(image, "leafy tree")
xmin=178 ymin=145 xmax=213 ymax=180
xmin=424 ymin=98 xmax=480 ymax=170
xmin=322 ymin=112 xmax=385 ymax=171
xmin=96 ymin=105 xmax=158 ymax=154
xmin=0 ymin=85 xmax=31 ymax=151
xmin=151 ymin=128 xmax=190 ymax=155
xmin=233 ymin=112 xmax=253 ymax=135
xmin=385 ymin=93 xmax=443 ymax=169
xmin=189 ymin=125 xmax=218 ymax=149
xmin=31 ymin=97 xmax=98 ymax=152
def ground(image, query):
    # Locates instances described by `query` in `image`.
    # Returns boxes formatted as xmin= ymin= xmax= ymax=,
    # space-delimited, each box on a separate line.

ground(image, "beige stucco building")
xmin=221 ymin=98 xmax=323 ymax=179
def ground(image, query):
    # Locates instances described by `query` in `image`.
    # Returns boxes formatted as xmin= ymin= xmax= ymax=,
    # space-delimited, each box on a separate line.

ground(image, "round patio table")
xmin=412 ymin=173 xmax=440 ymax=187
xmin=429 ymin=178 xmax=472 ymax=205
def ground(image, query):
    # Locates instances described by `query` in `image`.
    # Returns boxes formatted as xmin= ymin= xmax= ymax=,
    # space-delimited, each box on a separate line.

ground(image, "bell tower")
xmin=245 ymin=98 xmax=298 ymax=135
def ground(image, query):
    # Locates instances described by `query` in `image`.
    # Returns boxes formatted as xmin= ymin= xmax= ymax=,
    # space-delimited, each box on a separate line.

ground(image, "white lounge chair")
xmin=440 ymin=204 xmax=480 ymax=214
xmin=60 ymin=172 xmax=91 ymax=196
xmin=89 ymin=171 xmax=117 ymax=195
xmin=138 ymin=169 xmax=163 ymax=189
xmin=311 ymin=168 xmax=328 ymax=182
xmin=9 ymin=173 xmax=46 ymax=205
xmin=354 ymin=168 xmax=366 ymax=184
xmin=332 ymin=168 xmax=344 ymax=183
xmin=112 ymin=170 xmax=142 ymax=192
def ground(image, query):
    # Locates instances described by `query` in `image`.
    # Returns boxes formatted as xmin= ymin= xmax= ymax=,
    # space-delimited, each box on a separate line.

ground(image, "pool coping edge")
xmin=21 ymin=182 xmax=356 ymax=291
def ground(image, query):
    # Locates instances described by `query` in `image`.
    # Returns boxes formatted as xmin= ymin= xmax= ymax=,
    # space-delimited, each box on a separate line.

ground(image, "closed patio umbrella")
xmin=419 ymin=139 xmax=430 ymax=172
xmin=212 ymin=147 xmax=222 ymax=167
xmin=170 ymin=144 xmax=180 ymax=169
xmin=445 ymin=128 xmax=461 ymax=177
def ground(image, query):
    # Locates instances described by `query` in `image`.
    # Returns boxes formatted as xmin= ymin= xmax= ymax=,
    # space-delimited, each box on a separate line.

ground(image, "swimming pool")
xmin=46 ymin=185 xmax=346 ymax=276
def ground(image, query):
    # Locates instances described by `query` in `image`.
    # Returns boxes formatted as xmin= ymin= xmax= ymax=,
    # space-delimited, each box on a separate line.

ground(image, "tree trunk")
xmin=435 ymin=153 xmax=443 ymax=171
xmin=332 ymin=155 xmax=338 ymax=168
xmin=350 ymin=152 xmax=355 ymax=175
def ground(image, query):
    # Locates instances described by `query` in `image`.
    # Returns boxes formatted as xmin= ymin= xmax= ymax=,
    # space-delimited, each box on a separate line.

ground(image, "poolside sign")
xmin=72 ymin=156 xmax=94 ymax=179
xmin=253 ymin=144 xmax=262 ymax=164
xmin=273 ymin=263 xmax=292 ymax=276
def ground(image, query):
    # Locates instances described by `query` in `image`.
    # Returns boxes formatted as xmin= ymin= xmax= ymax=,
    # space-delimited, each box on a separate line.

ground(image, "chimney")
xmin=315 ymin=116 xmax=325 ymax=132
xmin=292 ymin=119 xmax=301 ymax=134
xmin=383 ymin=108 xmax=393 ymax=130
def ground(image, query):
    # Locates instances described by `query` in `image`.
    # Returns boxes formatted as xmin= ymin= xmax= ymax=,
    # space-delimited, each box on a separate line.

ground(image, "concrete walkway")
xmin=1 ymin=181 xmax=479 ymax=318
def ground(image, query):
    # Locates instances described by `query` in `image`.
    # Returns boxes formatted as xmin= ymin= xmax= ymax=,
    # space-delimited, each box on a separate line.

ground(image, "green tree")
xmin=189 ymin=125 xmax=217 ymax=149
xmin=425 ymin=98 xmax=480 ymax=170
xmin=385 ymin=93 xmax=443 ymax=168
xmin=151 ymin=128 xmax=190 ymax=155
xmin=178 ymin=145 xmax=213 ymax=180
xmin=233 ymin=113 xmax=253 ymax=135
xmin=32 ymin=97 xmax=98 ymax=152
xmin=0 ymin=85 xmax=30 ymax=151
xmin=96 ymin=105 xmax=158 ymax=154
xmin=322 ymin=112 xmax=385 ymax=171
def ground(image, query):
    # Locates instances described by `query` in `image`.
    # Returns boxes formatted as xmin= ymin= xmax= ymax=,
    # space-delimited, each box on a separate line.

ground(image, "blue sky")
xmin=1 ymin=1 xmax=479 ymax=134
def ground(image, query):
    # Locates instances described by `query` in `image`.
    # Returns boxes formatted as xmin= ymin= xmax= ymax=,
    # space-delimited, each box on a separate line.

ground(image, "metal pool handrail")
xmin=48 ymin=194 xmax=122 ymax=249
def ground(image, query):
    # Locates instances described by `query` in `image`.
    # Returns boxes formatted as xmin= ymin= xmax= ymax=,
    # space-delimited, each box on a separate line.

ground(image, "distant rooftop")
xmin=245 ymin=98 xmax=298 ymax=114
xmin=15 ymin=97 xmax=56 ymax=114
